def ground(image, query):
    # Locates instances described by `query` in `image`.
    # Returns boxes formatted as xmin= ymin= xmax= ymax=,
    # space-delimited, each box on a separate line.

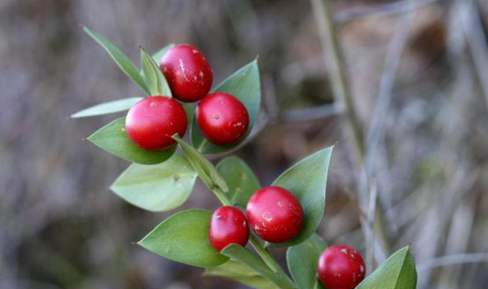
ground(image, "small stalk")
xmin=249 ymin=235 xmax=281 ymax=273
xmin=212 ymin=187 xmax=232 ymax=206
xmin=249 ymin=234 xmax=296 ymax=289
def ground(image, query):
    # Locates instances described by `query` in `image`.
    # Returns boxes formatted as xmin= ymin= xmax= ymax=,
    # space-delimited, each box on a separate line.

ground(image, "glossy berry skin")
xmin=159 ymin=44 xmax=213 ymax=102
xmin=317 ymin=245 xmax=366 ymax=289
xmin=209 ymin=206 xmax=249 ymax=251
xmin=246 ymin=186 xmax=304 ymax=243
xmin=196 ymin=92 xmax=249 ymax=145
xmin=125 ymin=96 xmax=187 ymax=150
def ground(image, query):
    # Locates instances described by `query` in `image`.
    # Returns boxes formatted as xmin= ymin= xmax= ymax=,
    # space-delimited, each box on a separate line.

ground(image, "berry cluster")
xmin=76 ymin=28 xmax=417 ymax=289
xmin=209 ymin=185 xmax=304 ymax=250
xmin=208 ymin=186 xmax=365 ymax=289
xmin=126 ymin=44 xmax=249 ymax=150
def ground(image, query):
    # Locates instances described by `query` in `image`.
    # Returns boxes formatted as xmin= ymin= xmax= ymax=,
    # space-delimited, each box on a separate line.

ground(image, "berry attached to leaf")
xmin=246 ymin=186 xmax=304 ymax=243
xmin=209 ymin=206 xmax=249 ymax=251
xmin=196 ymin=92 xmax=249 ymax=145
xmin=317 ymin=245 xmax=366 ymax=289
xmin=125 ymin=96 xmax=187 ymax=150
xmin=159 ymin=44 xmax=213 ymax=102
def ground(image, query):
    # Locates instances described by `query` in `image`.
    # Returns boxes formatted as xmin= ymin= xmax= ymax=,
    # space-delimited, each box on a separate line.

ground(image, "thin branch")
xmin=281 ymin=104 xmax=343 ymax=123
xmin=335 ymin=0 xmax=439 ymax=23
xmin=311 ymin=0 xmax=391 ymax=266
xmin=360 ymin=0 xmax=416 ymax=263
xmin=460 ymin=0 xmax=488 ymax=110
xmin=418 ymin=253 xmax=488 ymax=271
xmin=311 ymin=0 xmax=365 ymax=162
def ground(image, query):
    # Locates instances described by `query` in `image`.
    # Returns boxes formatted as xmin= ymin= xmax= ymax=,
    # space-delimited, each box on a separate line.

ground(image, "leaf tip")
xmin=135 ymin=239 xmax=146 ymax=248
xmin=83 ymin=26 xmax=96 ymax=38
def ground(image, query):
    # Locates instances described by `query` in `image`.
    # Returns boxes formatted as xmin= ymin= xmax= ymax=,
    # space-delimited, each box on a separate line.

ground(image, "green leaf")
xmin=192 ymin=59 xmax=261 ymax=154
xmin=224 ymin=276 xmax=280 ymax=289
xmin=71 ymin=97 xmax=142 ymax=118
xmin=356 ymin=247 xmax=417 ymax=289
xmin=83 ymin=27 xmax=149 ymax=94
xmin=221 ymin=244 xmax=295 ymax=289
xmin=204 ymin=260 xmax=279 ymax=289
xmin=217 ymin=156 xmax=260 ymax=207
xmin=173 ymin=136 xmax=228 ymax=193
xmin=110 ymin=154 xmax=197 ymax=212
xmin=286 ymin=234 xmax=326 ymax=289
xmin=272 ymin=146 xmax=333 ymax=247
xmin=152 ymin=43 xmax=175 ymax=63
xmin=140 ymin=48 xmax=172 ymax=96
xmin=87 ymin=117 xmax=175 ymax=164
xmin=138 ymin=209 xmax=228 ymax=268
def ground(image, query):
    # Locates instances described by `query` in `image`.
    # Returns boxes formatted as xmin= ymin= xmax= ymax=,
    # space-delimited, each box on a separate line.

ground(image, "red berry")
xmin=317 ymin=245 xmax=366 ymax=289
xmin=246 ymin=186 xmax=304 ymax=243
xmin=196 ymin=92 xmax=249 ymax=145
xmin=209 ymin=206 xmax=249 ymax=251
xmin=125 ymin=96 xmax=187 ymax=150
xmin=159 ymin=44 xmax=213 ymax=102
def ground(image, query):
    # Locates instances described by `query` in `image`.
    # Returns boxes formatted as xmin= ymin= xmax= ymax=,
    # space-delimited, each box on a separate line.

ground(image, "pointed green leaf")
xmin=87 ymin=117 xmax=175 ymax=164
xmin=204 ymin=260 xmax=279 ymax=289
xmin=140 ymin=48 xmax=171 ymax=96
xmin=205 ymin=259 xmax=261 ymax=278
xmin=111 ymin=154 xmax=197 ymax=212
xmin=286 ymin=234 xmax=327 ymax=289
xmin=272 ymin=146 xmax=333 ymax=247
xmin=217 ymin=156 xmax=261 ymax=207
xmin=221 ymin=276 xmax=280 ymax=289
xmin=356 ymin=247 xmax=417 ymax=289
xmin=221 ymin=244 xmax=295 ymax=289
xmin=173 ymin=136 xmax=228 ymax=193
xmin=152 ymin=43 xmax=175 ymax=63
xmin=71 ymin=97 xmax=142 ymax=118
xmin=192 ymin=59 xmax=261 ymax=154
xmin=138 ymin=209 xmax=228 ymax=268
xmin=83 ymin=27 xmax=149 ymax=94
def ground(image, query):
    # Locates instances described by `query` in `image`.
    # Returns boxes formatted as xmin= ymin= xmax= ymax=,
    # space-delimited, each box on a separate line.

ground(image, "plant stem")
xmin=212 ymin=187 xmax=232 ymax=206
xmin=249 ymin=235 xmax=280 ymax=272
xmin=311 ymin=0 xmax=392 ymax=263
xmin=197 ymin=138 xmax=208 ymax=153
xmin=311 ymin=0 xmax=365 ymax=161
xmin=249 ymin=236 xmax=296 ymax=289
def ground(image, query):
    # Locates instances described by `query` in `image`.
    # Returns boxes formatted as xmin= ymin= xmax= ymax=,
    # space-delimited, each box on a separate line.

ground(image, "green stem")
xmin=213 ymin=186 xmax=232 ymax=206
xmin=249 ymin=235 xmax=280 ymax=273
xmin=197 ymin=138 xmax=209 ymax=153
xmin=250 ymin=235 xmax=296 ymax=289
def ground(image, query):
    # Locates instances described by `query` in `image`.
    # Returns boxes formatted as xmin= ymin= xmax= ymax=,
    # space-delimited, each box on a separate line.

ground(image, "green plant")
xmin=73 ymin=27 xmax=418 ymax=289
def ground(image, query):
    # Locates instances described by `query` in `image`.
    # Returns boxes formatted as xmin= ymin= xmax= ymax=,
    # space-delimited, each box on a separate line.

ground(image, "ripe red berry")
xmin=209 ymin=206 xmax=249 ymax=251
xmin=246 ymin=186 xmax=304 ymax=243
xmin=196 ymin=92 xmax=249 ymax=145
xmin=159 ymin=44 xmax=213 ymax=102
xmin=125 ymin=96 xmax=187 ymax=150
xmin=317 ymin=245 xmax=366 ymax=289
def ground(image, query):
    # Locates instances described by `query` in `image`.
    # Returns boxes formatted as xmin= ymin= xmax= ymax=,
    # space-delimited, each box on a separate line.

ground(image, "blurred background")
xmin=1 ymin=0 xmax=488 ymax=288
